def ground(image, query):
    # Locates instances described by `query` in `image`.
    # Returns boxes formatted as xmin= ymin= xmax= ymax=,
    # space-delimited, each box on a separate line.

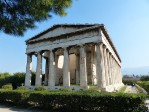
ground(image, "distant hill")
xmin=122 ymin=66 xmax=149 ymax=75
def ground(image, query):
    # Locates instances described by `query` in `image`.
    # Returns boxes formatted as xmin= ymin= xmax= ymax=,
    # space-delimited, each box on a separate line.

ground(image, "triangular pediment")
xmin=26 ymin=24 xmax=98 ymax=43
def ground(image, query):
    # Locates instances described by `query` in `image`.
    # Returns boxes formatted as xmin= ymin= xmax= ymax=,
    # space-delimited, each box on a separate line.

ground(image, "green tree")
xmin=0 ymin=0 xmax=72 ymax=36
xmin=140 ymin=75 xmax=149 ymax=81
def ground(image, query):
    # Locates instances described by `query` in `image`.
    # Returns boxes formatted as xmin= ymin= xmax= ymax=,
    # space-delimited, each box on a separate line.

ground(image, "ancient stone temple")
xmin=25 ymin=24 xmax=123 ymax=92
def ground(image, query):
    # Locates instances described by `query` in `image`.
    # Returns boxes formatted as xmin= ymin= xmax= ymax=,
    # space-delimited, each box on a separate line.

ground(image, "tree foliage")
xmin=0 ymin=0 xmax=72 ymax=36
xmin=140 ymin=75 xmax=149 ymax=81
xmin=0 ymin=72 xmax=25 ymax=89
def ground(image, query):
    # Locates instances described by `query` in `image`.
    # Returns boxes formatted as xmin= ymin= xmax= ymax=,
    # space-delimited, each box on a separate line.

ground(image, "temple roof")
xmin=26 ymin=24 xmax=97 ymax=42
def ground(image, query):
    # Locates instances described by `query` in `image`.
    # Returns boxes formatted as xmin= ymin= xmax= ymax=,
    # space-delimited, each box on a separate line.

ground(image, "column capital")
xmin=63 ymin=47 xmax=68 ymax=50
xmin=95 ymin=42 xmax=103 ymax=46
xmin=26 ymin=52 xmax=35 ymax=55
xmin=78 ymin=44 xmax=87 ymax=49
xmin=36 ymin=51 xmax=43 ymax=55
xmin=103 ymin=44 xmax=107 ymax=49
xmin=63 ymin=46 xmax=72 ymax=51
xmin=48 ymin=48 xmax=54 ymax=51
xmin=107 ymin=50 xmax=110 ymax=54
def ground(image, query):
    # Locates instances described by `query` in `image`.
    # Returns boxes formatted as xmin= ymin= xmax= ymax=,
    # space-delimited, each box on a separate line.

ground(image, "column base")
xmin=104 ymin=83 xmax=124 ymax=92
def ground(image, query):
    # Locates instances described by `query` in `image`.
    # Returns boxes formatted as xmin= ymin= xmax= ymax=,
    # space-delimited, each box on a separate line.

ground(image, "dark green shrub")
xmin=27 ymin=91 xmax=147 ymax=112
xmin=0 ymin=72 xmax=25 ymax=89
xmin=0 ymin=90 xmax=147 ymax=112
xmin=34 ymin=86 xmax=46 ymax=91
xmin=123 ymin=80 xmax=136 ymax=85
xmin=2 ymin=84 xmax=12 ymax=90
xmin=140 ymin=76 xmax=149 ymax=81
xmin=137 ymin=81 xmax=149 ymax=94
xmin=0 ymin=90 xmax=30 ymax=105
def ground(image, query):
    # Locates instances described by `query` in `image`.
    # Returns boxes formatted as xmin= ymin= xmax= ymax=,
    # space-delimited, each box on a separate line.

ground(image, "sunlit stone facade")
xmin=25 ymin=24 xmax=123 ymax=92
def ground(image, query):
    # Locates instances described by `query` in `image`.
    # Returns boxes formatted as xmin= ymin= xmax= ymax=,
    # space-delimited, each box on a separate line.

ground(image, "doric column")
xmin=55 ymin=55 xmax=59 ymax=85
xmin=44 ymin=58 xmax=49 ymax=86
xmin=110 ymin=55 xmax=114 ymax=85
xmin=63 ymin=47 xmax=70 ymax=87
xmin=48 ymin=50 xmax=56 ymax=87
xmin=76 ymin=54 xmax=80 ymax=84
xmin=112 ymin=57 xmax=115 ymax=84
xmin=35 ymin=52 xmax=42 ymax=86
xmin=116 ymin=64 xmax=119 ymax=84
xmin=96 ymin=43 xmax=106 ymax=89
xmin=119 ymin=66 xmax=123 ymax=83
xmin=25 ymin=54 xmax=32 ymax=86
xmin=91 ymin=45 xmax=97 ymax=85
xmin=113 ymin=58 xmax=116 ymax=84
xmin=113 ymin=59 xmax=116 ymax=84
xmin=80 ymin=45 xmax=88 ymax=88
xmin=107 ymin=52 xmax=112 ymax=85
xmin=118 ymin=64 xmax=122 ymax=84
xmin=116 ymin=62 xmax=119 ymax=83
xmin=103 ymin=47 xmax=109 ymax=86
xmin=115 ymin=63 xmax=117 ymax=84
xmin=118 ymin=65 xmax=120 ymax=84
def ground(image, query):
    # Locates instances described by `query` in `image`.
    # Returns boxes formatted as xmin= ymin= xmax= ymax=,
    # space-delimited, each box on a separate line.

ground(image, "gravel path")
xmin=0 ymin=104 xmax=50 ymax=112
xmin=125 ymin=85 xmax=149 ymax=111
xmin=146 ymin=99 xmax=149 ymax=111
xmin=0 ymin=105 xmax=32 ymax=112
xmin=124 ymin=86 xmax=138 ymax=93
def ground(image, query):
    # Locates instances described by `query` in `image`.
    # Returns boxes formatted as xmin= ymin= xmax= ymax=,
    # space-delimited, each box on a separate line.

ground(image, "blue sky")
xmin=0 ymin=0 xmax=149 ymax=73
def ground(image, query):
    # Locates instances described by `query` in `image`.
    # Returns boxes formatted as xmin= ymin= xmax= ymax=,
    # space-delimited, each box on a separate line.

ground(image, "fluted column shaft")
xmin=110 ymin=56 xmax=113 ymax=85
xmin=76 ymin=54 xmax=80 ymax=84
xmin=63 ymin=48 xmax=70 ymax=87
xmin=91 ymin=45 xmax=97 ymax=85
xmin=114 ymin=60 xmax=116 ymax=84
xmin=25 ymin=54 xmax=32 ymax=86
xmin=55 ymin=55 xmax=59 ymax=85
xmin=35 ymin=52 xmax=42 ymax=86
xmin=48 ymin=50 xmax=56 ymax=87
xmin=44 ymin=58 xmax=49 ymax=85
xmin=96 ymin=43 xmax=106 ymax=88
xmin=80 ymin=45 xmax=87 ymax=88
xmin=103 ymin=48 xmax=109 ymax=86
xmin=107 ymin=52 xmax=112 ymax=85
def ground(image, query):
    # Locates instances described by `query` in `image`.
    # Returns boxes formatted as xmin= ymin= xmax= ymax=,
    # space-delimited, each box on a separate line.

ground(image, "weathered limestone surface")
xmin=48 ymin=50 xmax=56 ymax=87
xmin=63 ymin=48 xmax=70 ymax=87
xmin=25 ymin=24 xmax=124 ymax=92
xmin=25 ymin=54 xmax=32 ymax=86
xmin=35 ymin=52 xmax=42 ymax=86
xmin=80 ymin=45 xmax=88 ymax=88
